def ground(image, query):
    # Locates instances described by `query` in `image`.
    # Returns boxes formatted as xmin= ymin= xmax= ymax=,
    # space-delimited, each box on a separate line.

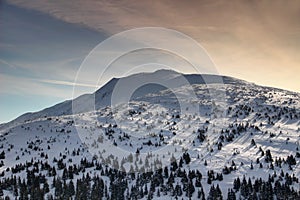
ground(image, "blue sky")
xmin=0 ymin=2 xmax=106 ymax=122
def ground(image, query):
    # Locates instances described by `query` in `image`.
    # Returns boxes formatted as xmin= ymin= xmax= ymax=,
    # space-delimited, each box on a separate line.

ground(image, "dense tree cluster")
xmin=231 ymin=174 xmax=300 ymax=199
xmin=0 ymin=153 xmax=208 ymax=200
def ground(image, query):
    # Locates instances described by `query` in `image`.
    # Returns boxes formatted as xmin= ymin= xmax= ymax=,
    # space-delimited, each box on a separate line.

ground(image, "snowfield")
xmin=0 ymin=70 xmax=300 ymax=199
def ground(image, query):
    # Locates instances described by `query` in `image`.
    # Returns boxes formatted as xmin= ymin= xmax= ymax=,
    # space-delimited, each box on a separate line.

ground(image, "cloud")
xmin=0 ymin=59 xmax=16 ymax=68
xmin=0 ymin=73 xmax=72 ymax=99
xmin=2 ymin=0 xmax=300 ymax=93
xmin=38 ymin=79 xmax=100 ymax=88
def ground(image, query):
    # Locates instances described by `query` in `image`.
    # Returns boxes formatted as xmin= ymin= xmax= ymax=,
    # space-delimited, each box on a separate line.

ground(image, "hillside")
xmin=0 ymin=70 xmax=300 ymax=199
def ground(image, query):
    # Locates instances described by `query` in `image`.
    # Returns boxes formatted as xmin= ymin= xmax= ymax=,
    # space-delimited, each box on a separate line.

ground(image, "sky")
xmin=0 ymin=0 xmax=300 ymax=123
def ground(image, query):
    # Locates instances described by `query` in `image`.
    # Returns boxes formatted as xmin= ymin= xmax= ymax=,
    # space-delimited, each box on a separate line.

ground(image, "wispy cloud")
xmin=0 ymin=73 xmax=72 ymax=98
xmin=38 ymin=79 xmax=100 ymax=88
xmin=0 ymin=59 xmax=16 ymax=68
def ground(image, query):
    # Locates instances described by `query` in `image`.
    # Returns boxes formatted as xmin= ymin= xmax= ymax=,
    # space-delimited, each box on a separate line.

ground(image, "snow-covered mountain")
xmin=0 ymin=69 xmax=300 ymax=199
xmin=1 ymin=70 xmax=247 ymax=127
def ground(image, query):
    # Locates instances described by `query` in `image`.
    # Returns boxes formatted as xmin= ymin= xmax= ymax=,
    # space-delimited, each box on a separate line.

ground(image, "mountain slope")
xmin=0 ymin=70 xmax=300 ymax=199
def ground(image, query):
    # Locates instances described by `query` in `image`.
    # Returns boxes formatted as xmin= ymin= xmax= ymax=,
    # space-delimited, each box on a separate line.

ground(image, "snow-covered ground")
xmin=1 ymin=70 xmax=299 ymax=199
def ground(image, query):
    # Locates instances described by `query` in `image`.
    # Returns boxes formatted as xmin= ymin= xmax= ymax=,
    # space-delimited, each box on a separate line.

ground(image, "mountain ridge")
xmin=2 ymin=69 xmax=299 ymax=131
xmin=1 ymin=70 xmax=251 ymax=127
